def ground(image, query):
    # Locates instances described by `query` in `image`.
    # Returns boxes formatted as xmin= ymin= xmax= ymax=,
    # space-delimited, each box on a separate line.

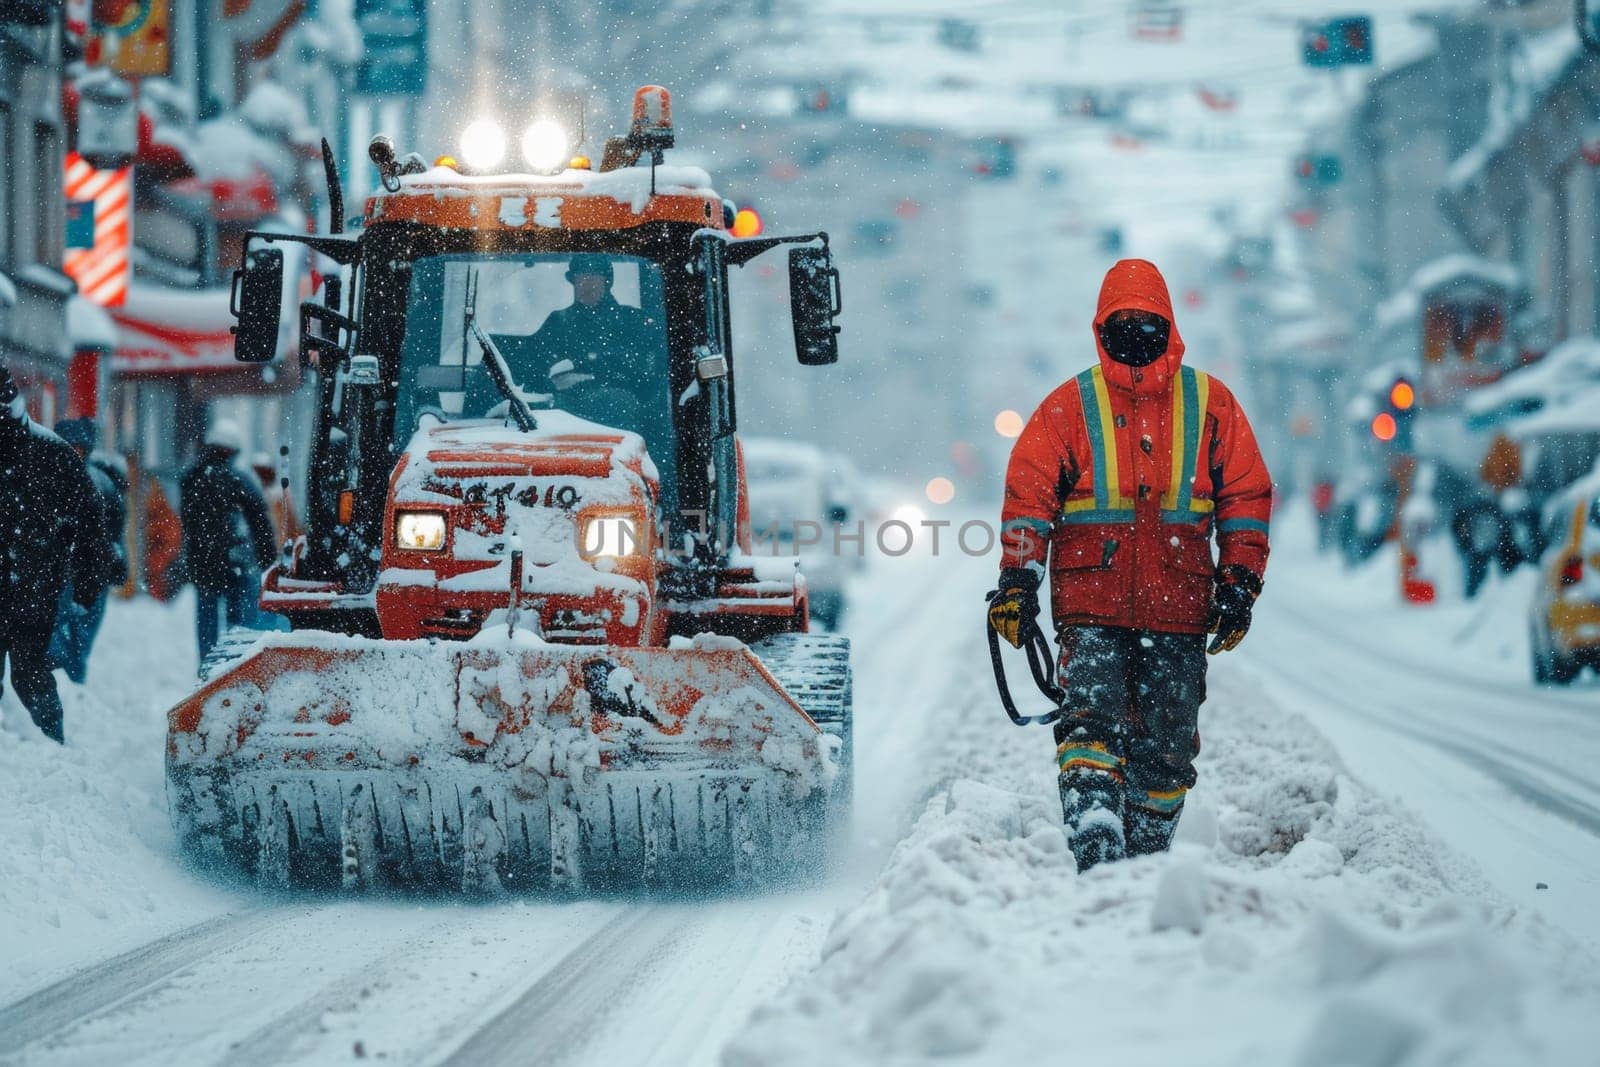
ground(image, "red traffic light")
xmin=1371 ymin=412 xmax=1397 ymax=441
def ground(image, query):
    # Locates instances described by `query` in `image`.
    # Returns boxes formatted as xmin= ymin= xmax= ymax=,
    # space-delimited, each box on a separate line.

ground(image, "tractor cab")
xmin=393 ymin=251 xmax=680 ymax=513
xmin=229 ymin=86 xmax=842 ymax=635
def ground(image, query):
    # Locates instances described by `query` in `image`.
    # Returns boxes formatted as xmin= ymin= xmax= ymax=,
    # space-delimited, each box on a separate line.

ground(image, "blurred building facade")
xmin=0 ymin=6 xmax=71 ymax=423
xmin=1238 ymin=0 xmax=1600 ymax=507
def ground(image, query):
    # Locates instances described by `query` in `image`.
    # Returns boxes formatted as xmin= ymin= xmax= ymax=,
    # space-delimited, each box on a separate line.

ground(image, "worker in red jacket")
xmin=988 ymin=259 xmax=1271 ymax=872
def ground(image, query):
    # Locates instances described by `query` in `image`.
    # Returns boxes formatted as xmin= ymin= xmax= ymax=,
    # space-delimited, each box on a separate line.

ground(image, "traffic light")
xmin=1293 ymin=153 xmax=1342 ymax=187
xmin=1302 ymin=16 xmax=1373 ymax=67
xmin=1371 ymin=376 xmax=1416 ymax=449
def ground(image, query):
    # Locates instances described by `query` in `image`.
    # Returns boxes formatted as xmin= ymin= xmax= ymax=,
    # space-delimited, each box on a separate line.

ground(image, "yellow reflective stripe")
xmin=1164 ymin=372 xmax=1187 ymax=510
xmin=1089 ymin=366 xmax=1132 ymax=509
xmin=1162 ymin=368 xmax=1213 ymax=513
xmin=1062 ymin=497 xmax=1100 ymax=513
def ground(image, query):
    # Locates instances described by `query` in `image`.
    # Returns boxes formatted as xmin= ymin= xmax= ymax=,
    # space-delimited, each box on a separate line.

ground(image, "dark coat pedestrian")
xmin=179 ymin=420 xmax=276 ymax=661
xmin=48 ymin=418 xmax=128 ymax=683
xmin=0 ymin=368 xmax=106 ymax=742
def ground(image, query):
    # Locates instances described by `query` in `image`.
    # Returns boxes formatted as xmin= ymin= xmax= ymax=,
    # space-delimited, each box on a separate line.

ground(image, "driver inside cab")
xmin=483 ymin=253 xmax=660 ymax=398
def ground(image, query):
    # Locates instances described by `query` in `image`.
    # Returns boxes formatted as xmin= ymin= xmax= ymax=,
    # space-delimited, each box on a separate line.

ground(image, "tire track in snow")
xmin=436 ymin=907 xmax=687 ymax=1067
xmin=222 ymin=904 xmax=628 ymax=1067
xmin=1245 ymin=646 xmax=1600 ymax=837
xmin=0 ymin=908 xmax=286 ymax=1057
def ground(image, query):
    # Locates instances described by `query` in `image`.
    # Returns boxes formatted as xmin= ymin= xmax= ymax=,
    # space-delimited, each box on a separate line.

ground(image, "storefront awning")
xmin=109 ymin=282 xmax=237 ymax=374
xmin=110 ymin=241 xmax=304 ymax=375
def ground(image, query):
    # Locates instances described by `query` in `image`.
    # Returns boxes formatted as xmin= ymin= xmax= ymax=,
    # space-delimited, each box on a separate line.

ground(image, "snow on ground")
xmin=1242 ymin=504 xmax=1600 ymax=950
xmin=725 ymin=542 xmax=1600 ymax=1066
xmin=0 ymin=591 xmax=240 ymax=1003
xmin=5 ymin=531 xmax=1600 ymax=1064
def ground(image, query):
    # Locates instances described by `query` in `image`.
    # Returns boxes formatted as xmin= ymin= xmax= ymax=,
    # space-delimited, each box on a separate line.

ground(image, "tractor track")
xmin=436 ymin=907 xmax=688 ymax=1067
xmin=0 ymin=907 xmax=289 ymax=1060
xmin=222 ymin=904 xmax=630 ymax=1067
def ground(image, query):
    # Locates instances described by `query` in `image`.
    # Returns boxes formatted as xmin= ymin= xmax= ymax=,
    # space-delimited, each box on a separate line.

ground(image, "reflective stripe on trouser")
xmin=1057 ymin=727 xmax=1127 ymax=871
xmin=1051 ymin=625 xmax=1206 ymax=854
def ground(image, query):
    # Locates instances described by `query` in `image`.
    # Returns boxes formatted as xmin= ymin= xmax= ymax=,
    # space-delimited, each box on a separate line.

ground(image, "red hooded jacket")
xmin=999 ymin=260 xmax=1271 ymax=634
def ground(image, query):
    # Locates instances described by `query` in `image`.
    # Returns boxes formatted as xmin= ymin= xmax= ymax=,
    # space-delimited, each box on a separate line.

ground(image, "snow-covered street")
xmin=8 ymin=3 xmax=1600 ymax=1061
xmin=5 ymin=523 xmax=1599 ymax=1064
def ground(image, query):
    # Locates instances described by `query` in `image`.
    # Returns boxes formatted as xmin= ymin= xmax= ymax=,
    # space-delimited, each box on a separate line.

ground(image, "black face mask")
xmin=1098 ymin=315 xmax=1170 ymax=367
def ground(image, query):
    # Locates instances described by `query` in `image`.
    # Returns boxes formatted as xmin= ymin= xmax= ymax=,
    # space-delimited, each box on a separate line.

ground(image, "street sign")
xmin=63 ymin=152 xmax=131 ymax=307
xmin=65 ymin=199 xmax=95 ymax=249
xmin=355 ymin=0 xmax=427 ymax=96
xmin=1131 ymin=1 xmax=1183 ymax=41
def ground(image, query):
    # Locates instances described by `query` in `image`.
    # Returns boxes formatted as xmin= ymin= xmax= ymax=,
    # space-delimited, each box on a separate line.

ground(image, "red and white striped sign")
xmin=63 ymin=151 xmax=132 ymax=308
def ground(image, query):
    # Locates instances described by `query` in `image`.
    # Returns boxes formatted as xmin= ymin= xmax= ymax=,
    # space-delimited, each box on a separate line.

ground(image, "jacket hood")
xmin=1093 ymin=258 xmax=1185 ymax=395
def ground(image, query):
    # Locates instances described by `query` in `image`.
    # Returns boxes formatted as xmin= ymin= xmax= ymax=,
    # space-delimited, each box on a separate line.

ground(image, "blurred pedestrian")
xmin=0 ymin=367 xmax=108 ymax=743
xmin=988 ymin=260 xmax=1272 ymax=872
xmin=48 ymin=418 xmax=128 ymax=683
xmin=179 ymin=419 xmax=277 ymax=664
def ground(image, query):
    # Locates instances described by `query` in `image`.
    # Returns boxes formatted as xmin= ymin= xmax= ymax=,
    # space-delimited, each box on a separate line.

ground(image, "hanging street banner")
xmin=355 ymin=0 xmax=427 ymax=96
xmin=63 ymin=151 xmax=132 ymax=308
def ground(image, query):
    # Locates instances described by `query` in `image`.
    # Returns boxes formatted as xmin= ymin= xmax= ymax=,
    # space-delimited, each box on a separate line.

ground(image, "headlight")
xmin=395 ymin=510 xmax=447 ymax=551
xmin=521 ymin=119 xmax=570 ymax=173
xmin=460 ymin=118 xmax=506 ymax=170
xmin=583 ymin=515 xmax=641 ymax=558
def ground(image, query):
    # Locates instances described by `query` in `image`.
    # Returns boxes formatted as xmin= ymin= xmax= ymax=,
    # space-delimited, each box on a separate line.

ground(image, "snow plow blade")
xmin=166 ymin=633 xmax=842 ymax=892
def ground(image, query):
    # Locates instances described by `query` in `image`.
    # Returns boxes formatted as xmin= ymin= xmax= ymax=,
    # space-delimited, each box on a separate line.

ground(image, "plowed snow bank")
xmin=726 ymin=664 xmax=1599 ymax=1065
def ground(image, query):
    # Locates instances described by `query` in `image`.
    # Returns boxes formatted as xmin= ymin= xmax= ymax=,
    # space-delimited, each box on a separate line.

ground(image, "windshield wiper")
xmin=469 ymin=319 xmax=538 ymax=433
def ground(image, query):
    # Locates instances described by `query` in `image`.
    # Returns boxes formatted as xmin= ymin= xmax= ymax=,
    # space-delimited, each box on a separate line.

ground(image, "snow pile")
xmin=725 ymin=663 xmax=1599 ymax=1065
xmin=0 ymin=593 xmax=237 ymax=1002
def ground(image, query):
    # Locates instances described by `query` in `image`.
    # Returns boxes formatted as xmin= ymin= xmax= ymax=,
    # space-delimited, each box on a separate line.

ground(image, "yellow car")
xmin=1531 ymin=470 xmax=1600 ymax=685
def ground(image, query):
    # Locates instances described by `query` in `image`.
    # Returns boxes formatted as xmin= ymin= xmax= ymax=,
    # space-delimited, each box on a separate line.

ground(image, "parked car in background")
xmin=741 ymin=437 xmax=862 ymax=628
xmin=1530 ymin=462 xmax=1600 ymax=685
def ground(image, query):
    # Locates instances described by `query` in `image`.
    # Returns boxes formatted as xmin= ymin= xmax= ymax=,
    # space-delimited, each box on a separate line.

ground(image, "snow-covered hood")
xmin=391 ymin=413 xmax=658 ymax=506
xmin=378 ymin=414 xmax=660 ymax=644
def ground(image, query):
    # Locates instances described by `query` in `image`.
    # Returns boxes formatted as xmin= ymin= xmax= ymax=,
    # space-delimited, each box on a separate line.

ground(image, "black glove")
xmin=1206 ymin=565 xmax=1262 ymax=655
xmin=988 ymin=567 xmax=1042 ymax=649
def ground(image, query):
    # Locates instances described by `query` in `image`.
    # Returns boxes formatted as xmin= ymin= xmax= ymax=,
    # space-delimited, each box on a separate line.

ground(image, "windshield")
xmin=394 ymin=252 xmax=676 ymax=499
xmin=396 ymin=252 xmax=668 ymax=423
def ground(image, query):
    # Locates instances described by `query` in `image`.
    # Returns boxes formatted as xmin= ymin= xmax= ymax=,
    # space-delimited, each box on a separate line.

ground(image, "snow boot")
xmin=1057 ymin=731 xmax=1126 ymax=872
xmin=1125 ymin=799 xmax=1182 ymax=856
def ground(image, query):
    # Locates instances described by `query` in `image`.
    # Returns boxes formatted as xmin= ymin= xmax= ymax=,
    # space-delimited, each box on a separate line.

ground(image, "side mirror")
xmin=788 ymin=245 xmax=841 ymax=366
xmin=231 ymin=246 xmax=284 ymax=364
xmin=1583 ymin=0 xmax=1600 ymax=53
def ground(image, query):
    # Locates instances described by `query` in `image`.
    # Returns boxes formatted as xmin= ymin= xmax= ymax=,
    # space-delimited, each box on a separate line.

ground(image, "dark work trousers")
xmin=2 ymin=627 xmax=65 ymax=743
xmin=1052 ymin=625 xmax=1206 ymax=869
